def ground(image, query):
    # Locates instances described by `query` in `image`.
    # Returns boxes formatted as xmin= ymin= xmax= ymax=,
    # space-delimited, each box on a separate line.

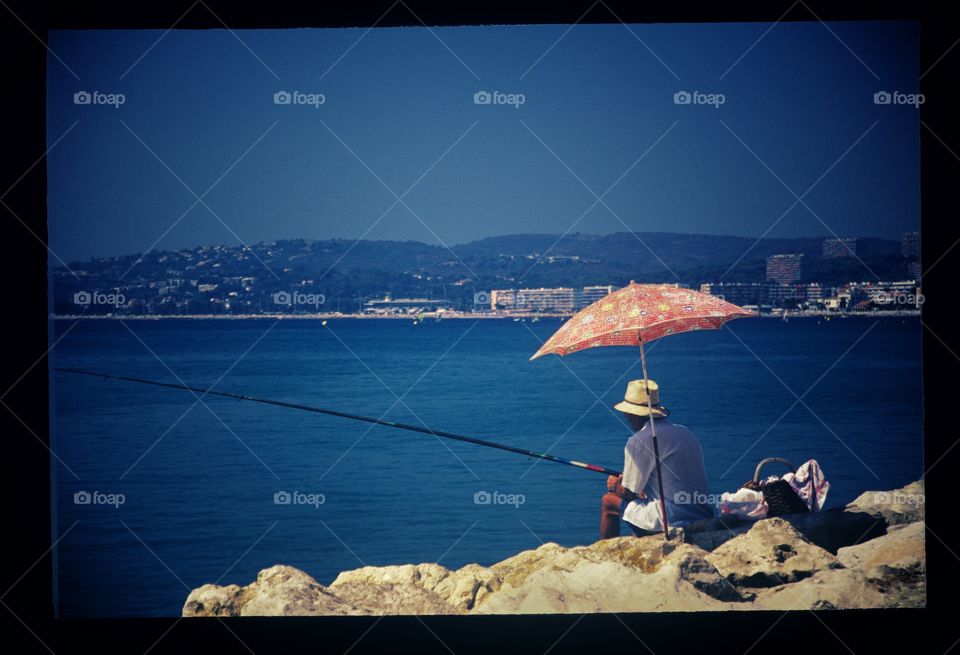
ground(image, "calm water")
xmin=50 ymin=317 xmax=923 ymax=617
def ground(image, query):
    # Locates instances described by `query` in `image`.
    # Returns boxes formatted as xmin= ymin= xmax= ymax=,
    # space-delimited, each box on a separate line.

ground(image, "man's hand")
xmin=607 ymin=474 xmax=638 ymax=501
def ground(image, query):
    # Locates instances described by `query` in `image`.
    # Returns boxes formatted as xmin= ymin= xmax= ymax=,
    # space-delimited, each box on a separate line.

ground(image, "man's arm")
xmin=606 ymin=474 xmax=645 ymax=501
xmin=621 ymin=438 xmax=655 ymax=500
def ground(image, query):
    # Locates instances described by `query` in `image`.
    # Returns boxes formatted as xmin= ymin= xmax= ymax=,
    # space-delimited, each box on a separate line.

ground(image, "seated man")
xmin=601 ymin=379 xmax=714 ymax=538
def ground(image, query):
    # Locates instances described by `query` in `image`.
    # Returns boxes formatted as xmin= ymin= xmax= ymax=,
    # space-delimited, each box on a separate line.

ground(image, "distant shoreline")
xmin=51 ymin=310 xmax=922 ymax=320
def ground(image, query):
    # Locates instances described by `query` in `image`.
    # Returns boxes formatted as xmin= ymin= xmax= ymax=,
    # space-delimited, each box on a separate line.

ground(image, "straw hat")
xmin=613 ymin=379 xmax=669 ymax=418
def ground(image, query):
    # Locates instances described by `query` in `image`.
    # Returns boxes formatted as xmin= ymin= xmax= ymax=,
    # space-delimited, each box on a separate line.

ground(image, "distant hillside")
xmin=52 ymin=232 xmax=911 ymax=314
xmin=456 ymin=232 xmax=899 ymax=274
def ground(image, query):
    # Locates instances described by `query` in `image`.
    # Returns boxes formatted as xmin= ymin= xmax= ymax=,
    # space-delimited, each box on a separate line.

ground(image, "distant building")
xmin=767 ymin=283 xmax=807 ymax=307
xmin=907 ymin=260 xmax=921 ymax=282
xmin=363 ymin=297 xmax=450 ymax=314
xmin=823 ymin=296 xmax=844 ymax=311
xmin=490 ymin=285 xmax=611 ymax=313
xmin=700 ymin=282 xmax=766 ymax=307
xmin=822 ymin=237 xmax=860 ymax=258
xmin=902 ymin=232 xmax=921 ymax=258
xmin=490 ymin=289 xmax=516 ymax=310
xmin=805 ymin=283 xmax=824 ymax=301
xmin=859 ymin=280 xmax=921 ymax=306
xmin=766 ymin=254 xmax=805 ymax=285
xmin=577 ymin=285 xmax=615 ymax=309
xmin=834 ymin=280 xmax=922 ymax=310
xmin=516 ymin=287 xmax=576 ymax=313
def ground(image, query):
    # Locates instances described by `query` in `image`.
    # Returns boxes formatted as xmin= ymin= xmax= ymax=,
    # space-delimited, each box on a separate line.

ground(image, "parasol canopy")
xmin=530 ymin=282 xmax=756 ymax=360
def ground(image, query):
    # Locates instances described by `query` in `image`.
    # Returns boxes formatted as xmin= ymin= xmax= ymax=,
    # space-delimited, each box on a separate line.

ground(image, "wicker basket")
xmin=746 ymin=457 xmax=809 ymax=517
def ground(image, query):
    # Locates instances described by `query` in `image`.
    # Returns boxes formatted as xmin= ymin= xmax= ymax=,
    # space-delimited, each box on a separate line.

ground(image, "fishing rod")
xmin=55 ymin=367 xmax=620 ymax=476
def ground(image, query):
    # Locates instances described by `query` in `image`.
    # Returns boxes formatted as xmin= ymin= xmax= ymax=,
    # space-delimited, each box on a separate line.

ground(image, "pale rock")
xmin=182 ymin=583 xmax=247 ymax=617
xmin=326 ymin=581 xmax=458 ymax=615
xmin=474 ymin=540 xmax=745 ymax=613
xmin=329 ymin=562 xmax=498 ymax=612
xmin=706 ymin=517 xmax=841 ymax=588
xmin=754 ymin=521 xmax=925 ymax=610
xmin=845 ymin=480 xmax=925 ymax=526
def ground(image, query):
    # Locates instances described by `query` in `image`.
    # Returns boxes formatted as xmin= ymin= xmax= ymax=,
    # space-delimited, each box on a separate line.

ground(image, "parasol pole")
xmin=639 ymin=339 xmax=670 ymax=539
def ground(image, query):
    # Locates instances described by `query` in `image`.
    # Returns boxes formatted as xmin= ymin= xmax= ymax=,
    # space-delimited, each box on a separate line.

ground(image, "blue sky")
xmin=47 ymin=21 xmax=920 ymax=262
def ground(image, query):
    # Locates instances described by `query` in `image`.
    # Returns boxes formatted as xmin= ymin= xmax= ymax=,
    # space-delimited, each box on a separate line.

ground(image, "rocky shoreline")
xmin=183 ymin=481 xmax=924 ymax=616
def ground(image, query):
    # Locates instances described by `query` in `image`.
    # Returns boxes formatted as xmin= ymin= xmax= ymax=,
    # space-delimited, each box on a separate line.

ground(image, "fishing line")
xmin=55 ymin=367 xmax=620 ymax=476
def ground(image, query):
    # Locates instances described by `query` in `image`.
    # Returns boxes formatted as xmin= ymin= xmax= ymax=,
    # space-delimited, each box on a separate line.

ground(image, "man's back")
xmin=621 ymin=419 xmax=712 ymax=524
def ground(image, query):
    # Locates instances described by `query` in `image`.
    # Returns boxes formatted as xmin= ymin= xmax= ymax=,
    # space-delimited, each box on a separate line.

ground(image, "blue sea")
xmin=50 ymin=316 xmax=923 ymax=617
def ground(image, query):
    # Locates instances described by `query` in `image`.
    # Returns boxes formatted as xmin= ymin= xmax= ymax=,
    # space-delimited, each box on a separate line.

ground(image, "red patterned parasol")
xmin=530 ymin=282 xmax=756 ymax=538
xmin=530 ymin=282 xmax=755 ymax=359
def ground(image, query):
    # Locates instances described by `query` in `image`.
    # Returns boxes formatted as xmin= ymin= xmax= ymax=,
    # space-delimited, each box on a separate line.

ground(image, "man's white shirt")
xmin=620 ymin=418 xmax=714 ymax=531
